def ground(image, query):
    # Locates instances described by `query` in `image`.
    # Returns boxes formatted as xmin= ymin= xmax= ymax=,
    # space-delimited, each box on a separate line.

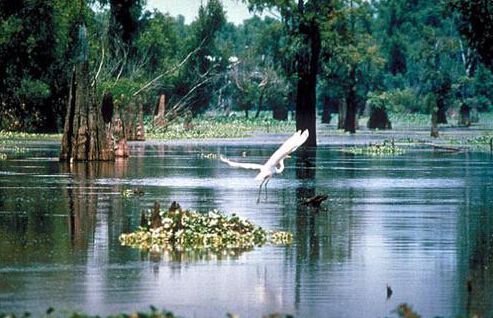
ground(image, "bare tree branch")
xmin=133 ymin=38 xmax=208 ymax=97
xmin=92 ymin=46 xmax=105 ymax=87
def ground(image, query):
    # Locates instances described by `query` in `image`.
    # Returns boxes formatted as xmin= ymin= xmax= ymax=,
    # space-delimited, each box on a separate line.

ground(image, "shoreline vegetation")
xmin=0 ymin=112 xmax=491 ymax=156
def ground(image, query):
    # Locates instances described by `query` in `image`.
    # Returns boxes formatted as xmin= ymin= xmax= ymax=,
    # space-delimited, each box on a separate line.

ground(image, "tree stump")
xmin=458 ymin=103 xmax=471 ymax=127
xmin=428 ymin=94 xmax=439 ymax=138
xmin=367 ymin=107 xmax=392 ymax=130
xmin=273 ymin=105 xmax=288 ymax=121
xmin=60 ymin=24 xmax=114 ymax=162
xmin=431 ymin=110 xmax=439 ymax=138
xmin=153 ymin=93 xmax=167 ymax=126
xmin=113 ymin=112 xmax=129 ymax=158
xmin=183 ymin=111 xmax=194 ymax=130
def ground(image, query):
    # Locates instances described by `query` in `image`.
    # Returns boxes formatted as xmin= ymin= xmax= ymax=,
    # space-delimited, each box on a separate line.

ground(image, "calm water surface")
xmin=0 ymin=140 xmax=492 ymax=317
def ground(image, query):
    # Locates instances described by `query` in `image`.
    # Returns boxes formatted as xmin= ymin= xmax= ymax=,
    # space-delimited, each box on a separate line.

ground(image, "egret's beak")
xmin=286 ymin=155 xmax=291 ymax=159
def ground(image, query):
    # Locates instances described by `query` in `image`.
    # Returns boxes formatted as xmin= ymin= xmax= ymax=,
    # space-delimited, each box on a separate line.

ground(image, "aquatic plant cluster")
xmin=0 ymin=307 xmax=178 ymax=318
xmin=464 ymin=134 xmax=493 ymax=150
xmin=146 ymin=113 xmax=295 ymax=140
xmin=0 ymin=139 xmax=31 ymax=160
xmin=119 ymin=203 xmax=292 ymax=252
xmin=344 ymin=140 xmax=405 ymax=156
xmin=0 ymin=303 xmax=423 ymax=318
xmin=0 ymin=131 xmax=61 ymax=140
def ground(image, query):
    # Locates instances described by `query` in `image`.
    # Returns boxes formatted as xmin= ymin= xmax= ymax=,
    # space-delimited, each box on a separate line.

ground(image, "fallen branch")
xmin=425 ymin=143 xmax=466 ymax=152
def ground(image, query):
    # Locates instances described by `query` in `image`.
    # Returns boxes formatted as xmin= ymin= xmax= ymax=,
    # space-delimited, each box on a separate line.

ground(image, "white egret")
xmin=220 ymin=129 xmax=309 ymax=201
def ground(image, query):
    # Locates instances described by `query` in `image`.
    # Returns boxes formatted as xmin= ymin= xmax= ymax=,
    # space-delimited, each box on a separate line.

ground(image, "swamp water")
xmin=0 ymin=139 xmax=492 ymax=317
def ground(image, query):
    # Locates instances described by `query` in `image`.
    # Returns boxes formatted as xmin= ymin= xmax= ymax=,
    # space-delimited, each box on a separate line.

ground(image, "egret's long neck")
xmin=274 ymin=159 xmax=285 ymax=174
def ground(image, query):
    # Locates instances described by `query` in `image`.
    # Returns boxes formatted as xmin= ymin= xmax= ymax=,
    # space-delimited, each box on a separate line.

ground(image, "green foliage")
xmin=1 ymin=0 xmax=493 ymax=134
xmin=136 ymin=10 xmax=180 ymax=76
xmin=367 ymin=91 xmax=390 ymax=111
xmin=450 ymin=0 xmax=493 ymax=70
xmin=176 ymin=0 xmax=227 ymax=115
xmin=98 ymin=78 xmax=144 ymax=106
xmin=385 ymin=89 xmax=422 ymax=113
xmin=321 ymin=0 xmax=385 ymax=126
xmin=0 ymin=0 xmax=81 ymax=132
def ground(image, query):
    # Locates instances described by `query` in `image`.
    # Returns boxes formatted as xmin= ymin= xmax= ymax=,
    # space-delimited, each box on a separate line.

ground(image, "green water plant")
xmin=119 ymin=202 xmax=292 ymax=252
xmin=0 ymin=131 xmax=61 ymax=141
xmin=0 ymin=306 xmax=178 ymax=318
xmin=343 ymin=139 xmax=405 ymax=156
xmin=465 ymin=134 xmax=493 ymax=150
xmin=0 ymin=307 xmax=296 ymax=318
xmin=146 ymin=113 xmax=295 ymax=140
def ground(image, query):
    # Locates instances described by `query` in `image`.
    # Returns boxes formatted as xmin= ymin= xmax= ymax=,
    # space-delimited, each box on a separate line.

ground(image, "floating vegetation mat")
xmin=119 ymin=202 xmax=292 ymax=253
xmin=343 ymin=140 xmax=405 ymax=156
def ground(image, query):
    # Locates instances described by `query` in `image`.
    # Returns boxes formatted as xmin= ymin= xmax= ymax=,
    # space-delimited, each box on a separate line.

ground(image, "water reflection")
xmin=0 ymin=142 xmax=493 ymax=317
xmin=458 ymin=181 xmax=493 ymax=318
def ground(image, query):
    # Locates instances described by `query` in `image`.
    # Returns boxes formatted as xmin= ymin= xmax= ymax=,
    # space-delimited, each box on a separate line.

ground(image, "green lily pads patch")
xmin=343 ymin=139 xmax=405 ymax=156
xmin=119 ymin=202 xmax=292 ymax=253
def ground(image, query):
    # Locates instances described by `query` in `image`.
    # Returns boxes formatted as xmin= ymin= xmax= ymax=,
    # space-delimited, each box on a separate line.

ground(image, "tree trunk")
xmin=60 ymin=25 xmax=114 ymax=162
xmin=123 ymin=101 xmax=135 ymax=140
xmin=295 ymin=20 xmax=320 ymax=147
xmin=458 ymin=103 xmax=471 ymax=127
xmin=254 ymin=87 xmax=266 ymax=119
xmin=153 ymin=93 xmax=166 ymax=126
xmin=344 ymin=68 xmax=357 ymax=133
xmin=426 ymin=92 xmax=439 ymax=138
xmin=121 ymin=99 xmax=144 ymax=141
xmin=431 ymin=108 xmax=439 ymax=138
xmin=437 ymin=96 xmax=448 ymax=124
xmin=321 ymin=96 xmax=331 ymax=124
xmin=338 ymin=99 xmax=346 ymax=130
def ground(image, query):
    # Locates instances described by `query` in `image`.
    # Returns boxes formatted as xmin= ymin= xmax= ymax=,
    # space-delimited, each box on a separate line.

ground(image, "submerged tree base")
xmin=119 ymin=202 xmax=292 ymax=253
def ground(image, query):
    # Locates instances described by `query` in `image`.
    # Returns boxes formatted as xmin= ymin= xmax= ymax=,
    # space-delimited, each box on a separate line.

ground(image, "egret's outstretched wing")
xmin=264 ymin=129 xmax=309 ymax=167
xmin=220 ymin=156 xmax=264 ymax=170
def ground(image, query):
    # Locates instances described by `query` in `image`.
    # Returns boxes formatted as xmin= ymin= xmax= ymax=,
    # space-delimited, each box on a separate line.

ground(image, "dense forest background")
xmin=0 ymin=0 xmax=491 ymax=136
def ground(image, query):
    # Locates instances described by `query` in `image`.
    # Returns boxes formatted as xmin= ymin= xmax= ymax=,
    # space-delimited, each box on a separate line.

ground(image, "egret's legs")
xmin=264 ymin=178 xmax=270 ymax=200
xmin=257 ymin=179 xmax=266 ymax=203
xmin=257 ymin=177 xmax=271 ymax=203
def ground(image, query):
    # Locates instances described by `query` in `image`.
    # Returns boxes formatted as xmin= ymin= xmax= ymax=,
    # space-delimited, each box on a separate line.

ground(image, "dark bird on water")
xmin=302 ymin=194 xmax=329 ymax=208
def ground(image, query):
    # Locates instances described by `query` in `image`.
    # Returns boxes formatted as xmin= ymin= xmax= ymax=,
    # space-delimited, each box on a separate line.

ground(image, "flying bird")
xmin=220 ymin=129 xmax=309 ymax=202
